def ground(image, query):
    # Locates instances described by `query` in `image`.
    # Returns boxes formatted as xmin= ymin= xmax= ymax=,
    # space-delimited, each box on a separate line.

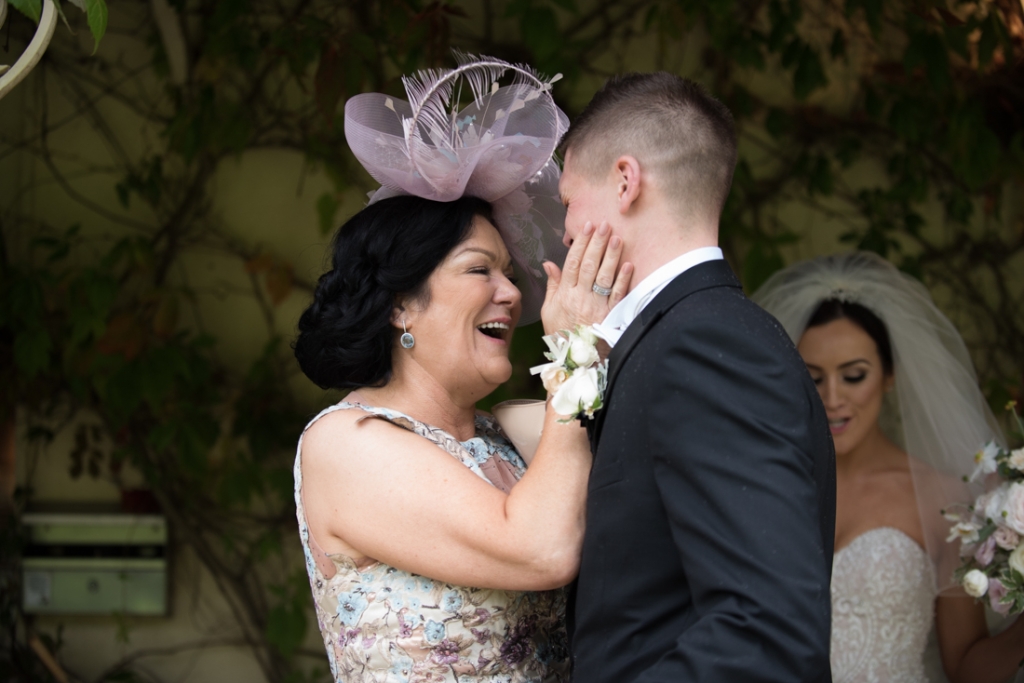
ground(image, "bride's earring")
xmin=400 ymin=320 xmax=415 ymax=349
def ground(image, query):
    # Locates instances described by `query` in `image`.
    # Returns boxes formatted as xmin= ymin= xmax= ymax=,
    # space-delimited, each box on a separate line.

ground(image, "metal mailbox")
xmin=21 ymin=512 xmax=168 ymax=616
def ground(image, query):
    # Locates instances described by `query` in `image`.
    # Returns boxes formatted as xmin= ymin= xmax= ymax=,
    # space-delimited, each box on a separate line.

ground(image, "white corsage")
xmin=530 ymin=325 xmax=608 ymax=422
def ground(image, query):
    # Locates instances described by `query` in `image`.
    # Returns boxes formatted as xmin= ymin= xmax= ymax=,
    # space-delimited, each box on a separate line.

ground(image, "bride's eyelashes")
xmin=808 ymin=372 xmax=868 ymax=385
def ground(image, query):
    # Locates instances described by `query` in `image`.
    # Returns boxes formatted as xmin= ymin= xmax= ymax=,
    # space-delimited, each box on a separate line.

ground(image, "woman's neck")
xmin=353 ymin=369 xmax=479 ymax=441
xmin=837 ymin=424 xmax=903 ymax=476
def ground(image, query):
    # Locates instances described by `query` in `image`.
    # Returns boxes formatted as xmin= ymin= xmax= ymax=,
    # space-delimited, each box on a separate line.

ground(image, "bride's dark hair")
xmin=294 ymin=194 xmax=493 ymax=390
xmin=806 ymin=299 xmax=894 ymax=375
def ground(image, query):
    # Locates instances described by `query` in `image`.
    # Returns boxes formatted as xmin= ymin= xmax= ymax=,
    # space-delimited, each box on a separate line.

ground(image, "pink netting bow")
xmin=344 ymin=52 xmax=570 ymax=325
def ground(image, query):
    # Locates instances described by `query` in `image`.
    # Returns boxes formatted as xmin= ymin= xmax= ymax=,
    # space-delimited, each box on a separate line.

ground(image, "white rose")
xmin=994 ymin=526 xmax=1021 ymax=551
xmin=1010 ymin=544 xmax=1024 ymax=578
xmin=962 ymin=569 xmax=989 ymax=598
xmin=1007 ymin=544 xmax=1024 ymax=577
xmin=1010 ymin=448 xmax=1024 ymax=472
xmin=551 ymin=367 xmax=602 ymax=418
xmin=1002 ymin=483 xmax=1024 ymax=535
xmin=540 ymin=365 xmax=569 ymax=394
xmin=567 ymin=335 xmax=599 ymax=369
xmin=977 ymin=486 xmax=1010 ymax=523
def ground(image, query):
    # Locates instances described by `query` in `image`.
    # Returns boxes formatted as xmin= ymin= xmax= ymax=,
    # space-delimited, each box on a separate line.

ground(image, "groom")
xmin=544 ymin=73 xmax=836 ymax=681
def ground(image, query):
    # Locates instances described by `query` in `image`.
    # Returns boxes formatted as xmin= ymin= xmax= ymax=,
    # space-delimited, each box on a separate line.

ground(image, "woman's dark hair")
xmin=806 ymin=299 xmax=894 ymax=375
xmin=294 ymin=194 xmax=493 ymax=389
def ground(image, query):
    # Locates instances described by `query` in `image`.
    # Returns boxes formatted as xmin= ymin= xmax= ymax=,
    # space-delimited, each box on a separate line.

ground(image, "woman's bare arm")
xmin=300 ymin=401 xmax=590 ymax=591
xmin=937 ymin=593 xmax=1024 ymax=683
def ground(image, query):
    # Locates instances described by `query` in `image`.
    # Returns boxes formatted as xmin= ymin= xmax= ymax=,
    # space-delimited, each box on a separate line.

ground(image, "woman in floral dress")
xmin=293 ymin=195 xmax=626 ymax=682
xmin=292 ymin=56 xmax=630 ymax=679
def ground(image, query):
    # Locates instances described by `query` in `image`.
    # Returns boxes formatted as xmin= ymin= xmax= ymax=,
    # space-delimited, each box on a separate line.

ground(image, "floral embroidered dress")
xmin=830 ymin=527 xmax=935 ymax=682
xmin=294 ymin=401 xmax=569 ymax=683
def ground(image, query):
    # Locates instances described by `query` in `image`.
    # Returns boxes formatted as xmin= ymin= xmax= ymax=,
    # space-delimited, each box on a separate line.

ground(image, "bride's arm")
xmin=936 ymin=594 xmax=1024 ymax=683
xmin=300 ymin=400 xmax=589 ymax=591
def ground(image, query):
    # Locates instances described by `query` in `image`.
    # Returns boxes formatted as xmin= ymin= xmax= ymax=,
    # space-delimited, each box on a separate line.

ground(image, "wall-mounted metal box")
xmin=21 ymin=511 xmax=168 ymax=616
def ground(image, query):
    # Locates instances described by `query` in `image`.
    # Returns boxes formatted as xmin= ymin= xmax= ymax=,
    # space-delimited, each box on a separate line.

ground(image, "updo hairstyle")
xmin=295 ymin=194 xmax=494 ymax=390
xmin=805 ymin=299 xmax=894 ymax=375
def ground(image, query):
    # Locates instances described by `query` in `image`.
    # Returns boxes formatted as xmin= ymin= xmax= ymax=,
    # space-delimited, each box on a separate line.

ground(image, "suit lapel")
xmin=591 ymin=259 xmax=743 ymax=446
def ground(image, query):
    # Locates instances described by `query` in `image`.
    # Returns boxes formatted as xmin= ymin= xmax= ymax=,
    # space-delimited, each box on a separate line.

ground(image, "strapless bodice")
xmin=831 ymin=527 xmax=935 ymax=683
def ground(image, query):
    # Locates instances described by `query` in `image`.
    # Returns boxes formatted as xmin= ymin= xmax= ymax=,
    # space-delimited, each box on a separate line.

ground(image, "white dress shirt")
xmin=593 ymin=246 xmax=723 ymax=347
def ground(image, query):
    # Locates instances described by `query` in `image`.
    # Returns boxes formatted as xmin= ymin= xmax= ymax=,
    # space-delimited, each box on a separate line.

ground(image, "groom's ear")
xmin=614 ymin=155 xmax=642 ymax=215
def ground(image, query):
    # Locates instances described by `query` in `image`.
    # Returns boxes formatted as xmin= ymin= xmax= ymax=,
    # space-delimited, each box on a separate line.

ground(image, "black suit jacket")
xmin=569 ymin=260 xmax=835 ymax=683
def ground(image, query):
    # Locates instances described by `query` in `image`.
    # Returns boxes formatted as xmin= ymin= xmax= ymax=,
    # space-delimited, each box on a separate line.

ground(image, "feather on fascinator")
xmin=344 ymin=52 xmax=570 ymax=325
xmin=753 ymin=251 xmax=1004 ymax=594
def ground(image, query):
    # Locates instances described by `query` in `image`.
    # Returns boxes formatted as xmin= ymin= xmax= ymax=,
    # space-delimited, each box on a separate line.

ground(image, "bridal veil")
xmin=753 ymin=251 xmax=1005 ymax=594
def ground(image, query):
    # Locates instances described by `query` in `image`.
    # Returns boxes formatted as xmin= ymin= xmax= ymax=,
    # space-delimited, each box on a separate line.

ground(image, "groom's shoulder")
xmin=662 ymin=277 xmax=779 ymax=332
xmin=651 ymin=283 xmax=802 ymax=360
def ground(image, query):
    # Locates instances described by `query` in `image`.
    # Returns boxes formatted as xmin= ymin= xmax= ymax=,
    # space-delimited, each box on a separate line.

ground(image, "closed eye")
xmin=470 ymin=266 xmax=518 ymax=285
xmin=844 ymin=373 xmax=867 ymax=384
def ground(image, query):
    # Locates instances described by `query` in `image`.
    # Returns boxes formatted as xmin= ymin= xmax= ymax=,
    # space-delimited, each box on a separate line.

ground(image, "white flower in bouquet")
xmin=947 ymin=406 xmax=1024 ymax=615
xmin=551 ymin=366 xmax=603 ymax=419
xmin=994 ymin=526 xmax=1021 ymax=551
xmin=1010 ymin=448 xmax=1024 ymax=472
xmin=947 ymin=521 xmax=981 ymax=545
xmin=1009 ymin=544 xmax=1024 ymax=578
xmin=1002 ymin=483 xmax=1024 ymax=536
xmin=963 ymin=569 xmax=990 ymax=598
xmin=977 ymin=485 xmax=1010 ymax=523
xmin=970 ymin=442 xmax=1001 ymax=482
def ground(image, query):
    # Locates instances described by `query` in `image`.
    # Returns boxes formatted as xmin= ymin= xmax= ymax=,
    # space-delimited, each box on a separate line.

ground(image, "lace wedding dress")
xmin=831 ymin=527 xmax=937 ymax=683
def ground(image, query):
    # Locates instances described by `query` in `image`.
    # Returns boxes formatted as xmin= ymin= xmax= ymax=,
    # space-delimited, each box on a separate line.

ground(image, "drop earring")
xmin=400 ymin=320 xmax=415 ymax=349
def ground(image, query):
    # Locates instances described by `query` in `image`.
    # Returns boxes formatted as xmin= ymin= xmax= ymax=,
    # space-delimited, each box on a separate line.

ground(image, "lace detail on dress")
xmin=831 ymin=527 xmax=935 ymax=683
xmin=294 ymin=402 xmax=568 ymax=683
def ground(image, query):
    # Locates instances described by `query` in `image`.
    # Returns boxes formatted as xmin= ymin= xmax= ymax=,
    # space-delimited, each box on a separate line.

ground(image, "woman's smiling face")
xmin=797 ymin=317 xmax=893 ymax=458
xmin=398 ymin=216 xmax=522 ymax=403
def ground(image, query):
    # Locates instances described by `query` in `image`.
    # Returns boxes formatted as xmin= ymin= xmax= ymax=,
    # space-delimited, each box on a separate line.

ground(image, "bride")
xmin=755 ymin=252 xmax=1024 ymax=683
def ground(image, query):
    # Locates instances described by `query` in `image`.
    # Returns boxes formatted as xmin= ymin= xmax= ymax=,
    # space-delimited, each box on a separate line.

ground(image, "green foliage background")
xmin=0 ymin=0 xmax=1022 ymax=681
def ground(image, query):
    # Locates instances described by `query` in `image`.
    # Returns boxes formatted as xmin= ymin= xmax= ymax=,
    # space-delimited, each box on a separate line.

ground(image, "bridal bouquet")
xmin=945 ymin=402 xmax=1024 ymax=614
xmin=530 ymin=325 xmax=607 ymax=422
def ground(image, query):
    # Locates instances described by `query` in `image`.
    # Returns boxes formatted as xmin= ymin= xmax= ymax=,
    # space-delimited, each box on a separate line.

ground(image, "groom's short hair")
xmin=562 ymin=72 xmax=737 ymax=226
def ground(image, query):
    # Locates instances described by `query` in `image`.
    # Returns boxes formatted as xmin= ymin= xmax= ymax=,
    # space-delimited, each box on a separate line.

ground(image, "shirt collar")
xmin=593 ymin=246 xmax=723 ymax=347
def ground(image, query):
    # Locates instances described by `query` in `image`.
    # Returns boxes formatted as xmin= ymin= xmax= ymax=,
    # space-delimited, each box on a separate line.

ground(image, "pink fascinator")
xmin=344 ymin=52 xmax=570 ymax=325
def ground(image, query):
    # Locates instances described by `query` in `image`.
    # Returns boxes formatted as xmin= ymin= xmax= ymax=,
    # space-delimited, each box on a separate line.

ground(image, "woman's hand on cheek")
xmin=540 ymin=221 xmax=632 ymax=336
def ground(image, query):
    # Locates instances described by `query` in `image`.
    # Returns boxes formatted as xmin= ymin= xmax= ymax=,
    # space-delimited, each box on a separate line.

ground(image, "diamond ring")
xmin=592 ymin=283 xmax=612 ymax=297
